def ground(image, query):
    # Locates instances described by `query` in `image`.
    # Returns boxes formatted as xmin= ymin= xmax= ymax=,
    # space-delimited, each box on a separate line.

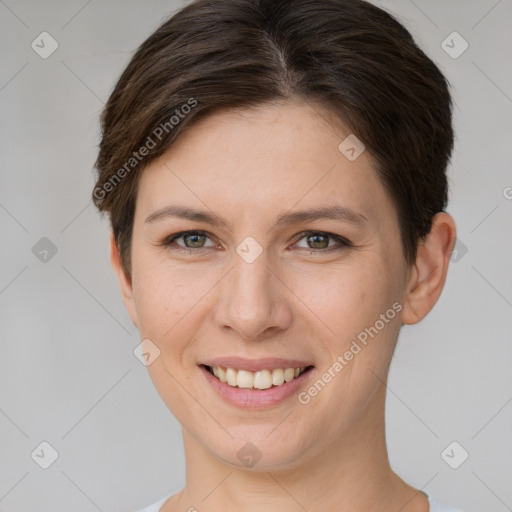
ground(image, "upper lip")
xmin=201 ymin=357 xmax=314 ymax=372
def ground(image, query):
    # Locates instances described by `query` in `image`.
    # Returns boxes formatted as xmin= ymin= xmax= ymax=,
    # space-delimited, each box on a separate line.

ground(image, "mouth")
xmin=201 ymin=364 xmax=314 ymax=390
xmin=197 ymin=357 xmax=316 ymax=408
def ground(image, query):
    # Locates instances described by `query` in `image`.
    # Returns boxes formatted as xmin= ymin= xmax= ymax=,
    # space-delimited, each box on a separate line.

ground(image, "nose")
xmin=213 ymin=249 xmax=293 ymax=341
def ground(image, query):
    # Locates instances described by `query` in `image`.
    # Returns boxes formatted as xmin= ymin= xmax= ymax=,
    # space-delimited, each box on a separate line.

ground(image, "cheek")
xmin=130 ymin=254 xmax=192 ymax=344
xmin=130 ymin=255 xmax=221 ymax=367
xmin=131 ymin=263 xmax=205 ymax=413
xmin=289 ymin=259 xmax=395 ymax=345
xmin=290 ymin=259 xmax=401 ymax=402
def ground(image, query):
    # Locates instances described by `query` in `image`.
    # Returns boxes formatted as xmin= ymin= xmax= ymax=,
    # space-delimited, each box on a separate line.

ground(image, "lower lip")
xmin=199 ymin=365 xmax=314 ymax=409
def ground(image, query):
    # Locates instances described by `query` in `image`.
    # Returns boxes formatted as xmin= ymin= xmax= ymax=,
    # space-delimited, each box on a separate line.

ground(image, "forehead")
xmin=135 ymin=101 xmax=394 ymax=226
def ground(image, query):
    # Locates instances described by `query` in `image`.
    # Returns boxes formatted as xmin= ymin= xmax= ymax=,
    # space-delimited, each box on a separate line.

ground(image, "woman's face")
xmin=119 ymin=100 xmax=413 ymax=469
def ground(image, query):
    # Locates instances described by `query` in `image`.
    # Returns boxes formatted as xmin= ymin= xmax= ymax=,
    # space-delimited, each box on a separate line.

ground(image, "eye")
xmin=161 ymin=230 xmax=216 ymax=250
xmin=160 ymin=230 xmax=351 ymax=254
xmin=293 ymin=231 xmax=351 ymax=252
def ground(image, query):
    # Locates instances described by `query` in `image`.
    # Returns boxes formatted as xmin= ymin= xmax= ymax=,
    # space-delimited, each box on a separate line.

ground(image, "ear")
xmin=109 ymin=229 xmax=139 ymax=329
xmin=401 ymin=212 xmax=457 ymax=325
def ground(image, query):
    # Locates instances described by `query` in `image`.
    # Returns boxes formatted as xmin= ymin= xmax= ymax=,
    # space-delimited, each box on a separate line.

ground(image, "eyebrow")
xmin=144 ymin=204 xmax=367 ymax=229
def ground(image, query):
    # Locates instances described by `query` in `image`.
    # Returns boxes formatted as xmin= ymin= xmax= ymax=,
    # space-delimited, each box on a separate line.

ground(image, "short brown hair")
xmin=92 ymin=0 xmax=454 ymax=281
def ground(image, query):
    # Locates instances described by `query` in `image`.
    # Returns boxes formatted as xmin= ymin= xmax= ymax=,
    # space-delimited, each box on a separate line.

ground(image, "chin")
xmin=205 ymin=431 xmax=315 ymax=472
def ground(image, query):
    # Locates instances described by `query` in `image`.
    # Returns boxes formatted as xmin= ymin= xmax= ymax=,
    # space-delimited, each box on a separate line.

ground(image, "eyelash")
xmin=160 ymin=230 xmax=352 ymax=254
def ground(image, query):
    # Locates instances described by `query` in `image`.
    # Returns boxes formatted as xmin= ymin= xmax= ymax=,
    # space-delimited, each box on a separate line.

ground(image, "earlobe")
xmin=401 ymin=212 xmax=457 ymax=325
xmin=109 ymin=229 xmax=139 ymax=329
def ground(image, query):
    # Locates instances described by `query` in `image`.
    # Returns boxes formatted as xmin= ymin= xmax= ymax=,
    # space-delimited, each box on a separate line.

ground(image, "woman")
xmin=92 ymin=0 xmax=462 ymax=510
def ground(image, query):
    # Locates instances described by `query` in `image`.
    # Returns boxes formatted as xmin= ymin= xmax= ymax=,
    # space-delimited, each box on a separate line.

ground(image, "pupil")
xmin=185 ymin=233 xmax=205 ymax=248
xmin=308 ymin=234 xmax=328 ymax=249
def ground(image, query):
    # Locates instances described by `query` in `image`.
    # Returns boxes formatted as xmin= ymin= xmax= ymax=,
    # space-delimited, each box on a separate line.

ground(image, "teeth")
xmin=237 ymin=370 xmax=254 ymax=389
xmin=226 ymin=367 xmax=237 ymax=386
xmin=217 ymin=366 xmax=227 ymax=383
xmin=272 ymin=368 xmax=285 ymax=386
xmin=208 ymin=365 xmax=308 ymax=389
xmin=254 ymin=370 xmax=272 ymax=390
xmin=284 ymin=367 xmax=295 ymax=382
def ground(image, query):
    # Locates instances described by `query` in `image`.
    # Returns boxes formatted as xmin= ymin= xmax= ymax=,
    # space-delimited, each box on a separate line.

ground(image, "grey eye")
xmin=180 ymin=233 xmax=210 ymax=248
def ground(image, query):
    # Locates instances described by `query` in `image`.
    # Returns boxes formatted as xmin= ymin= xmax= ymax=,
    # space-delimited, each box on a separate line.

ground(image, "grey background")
xmin=0 ymin=0 xmax=511 ymax=510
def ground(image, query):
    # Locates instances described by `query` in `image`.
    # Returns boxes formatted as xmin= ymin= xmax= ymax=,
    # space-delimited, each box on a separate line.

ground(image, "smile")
xmin=205 ymin=365 xmax=311 ymax=390
xmin=198 ymin=356 xmax=315 ymax=408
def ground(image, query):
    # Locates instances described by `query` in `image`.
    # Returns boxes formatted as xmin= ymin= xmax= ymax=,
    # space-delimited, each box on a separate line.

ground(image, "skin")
xmin=110 ymin=100 xmax=456 ymax=512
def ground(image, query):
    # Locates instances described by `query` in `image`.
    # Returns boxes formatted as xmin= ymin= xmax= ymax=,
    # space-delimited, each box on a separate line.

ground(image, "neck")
xmin=166 ymin=384 xmax=428 ymax=512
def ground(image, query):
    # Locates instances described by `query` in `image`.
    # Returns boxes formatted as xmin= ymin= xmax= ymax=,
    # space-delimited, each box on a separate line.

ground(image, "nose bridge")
xmin=231 ymin=248 xmax=274 ymax=316
xmin=233 ymin=248 xmax=272 ymax=296
xmin=216 ymin=245 xmax=289 ymax=339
